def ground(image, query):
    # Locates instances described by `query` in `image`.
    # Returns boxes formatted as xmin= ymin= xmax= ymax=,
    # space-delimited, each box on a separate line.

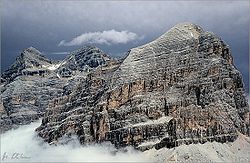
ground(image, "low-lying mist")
xmin=0 ymin=120 xmax=151 ymax=162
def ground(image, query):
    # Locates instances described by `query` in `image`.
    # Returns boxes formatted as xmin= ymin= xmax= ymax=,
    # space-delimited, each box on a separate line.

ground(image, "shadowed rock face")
xmin=56 ymin=46 xmax=113 ymax=77
xmin=1 ymin=23 xmax=249 ymax=151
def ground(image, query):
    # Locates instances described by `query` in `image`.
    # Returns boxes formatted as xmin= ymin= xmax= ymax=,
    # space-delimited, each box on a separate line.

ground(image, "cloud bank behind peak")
xmin=58 ymin=30 xmax=142 ymax=46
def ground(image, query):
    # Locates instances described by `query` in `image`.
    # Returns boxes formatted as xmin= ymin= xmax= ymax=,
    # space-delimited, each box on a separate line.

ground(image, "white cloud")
xmin=0 ymin=120 xmax=150 ymax=162
xmin=50 ymin=52 xmax=69 ymax=55
xmin=58 ymin=30 xmax=141 ymax=46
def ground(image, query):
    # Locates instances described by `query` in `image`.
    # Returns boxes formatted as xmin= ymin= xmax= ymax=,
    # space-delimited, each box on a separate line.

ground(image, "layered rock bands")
xmin=1 ymin=23 xmax=249 ymax=151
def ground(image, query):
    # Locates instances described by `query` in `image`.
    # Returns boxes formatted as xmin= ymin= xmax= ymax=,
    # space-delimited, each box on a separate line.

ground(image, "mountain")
xmin=1 ymin=47 xmax=52 ymax=82
xmin=1 ymin=23 xmax=249 ymax=161
xmin=35 ymin=23 xmax=249 ymax=152
xmin=56 ymin=45 xmax=113 ymax=77
xmin=0 ymin=46 xmax=116 ymax=133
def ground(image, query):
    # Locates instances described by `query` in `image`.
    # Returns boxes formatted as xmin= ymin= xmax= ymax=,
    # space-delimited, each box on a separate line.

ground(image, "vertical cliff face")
xmin=99 ymin=23 xmax=249 ymax=149
xmin=35 ymin=23 xmax=249 ymax=150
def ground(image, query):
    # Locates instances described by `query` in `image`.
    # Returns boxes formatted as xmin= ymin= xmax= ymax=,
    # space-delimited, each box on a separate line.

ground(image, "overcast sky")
xmin=1 ymin=0 xmax=249 ymax=92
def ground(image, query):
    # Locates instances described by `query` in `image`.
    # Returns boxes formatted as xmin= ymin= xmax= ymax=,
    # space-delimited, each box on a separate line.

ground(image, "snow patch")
xmin=56 ymin=73 xmax=61 ymax=79
xmin=138 ymin=139 xmax=161 ymax=148
xmin=47 ymin=64 xmax=61 ymax=70
xmin=128 ymin=116 xmax=172 ymax=127
xmin=42 ymin=64 xmax=60 ymax=70
xmin=42 ymin=61 xmax=67 ymax=71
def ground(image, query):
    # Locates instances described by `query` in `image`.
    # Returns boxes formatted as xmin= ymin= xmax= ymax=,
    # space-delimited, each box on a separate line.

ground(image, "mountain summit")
xmin=1 ymin=47 xmax=53 ymax=81
xmin=56 ymin=46 xmax=112 ymax=77
xmin=113 ymin=22 xmax=232 ymax=85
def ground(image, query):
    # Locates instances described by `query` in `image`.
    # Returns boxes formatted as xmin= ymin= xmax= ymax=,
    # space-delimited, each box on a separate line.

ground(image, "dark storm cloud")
xmin=1 ymin=0 xmax=249 ymax=92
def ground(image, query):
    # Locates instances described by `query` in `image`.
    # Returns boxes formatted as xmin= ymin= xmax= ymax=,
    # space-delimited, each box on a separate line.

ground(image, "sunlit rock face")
xmin=1 ymin=23 xmax=249 ymax=152
xmin=35 ymin=23 xmax=249 ymax=150
xmin=103 ymin=23 xmax=249 ymax=149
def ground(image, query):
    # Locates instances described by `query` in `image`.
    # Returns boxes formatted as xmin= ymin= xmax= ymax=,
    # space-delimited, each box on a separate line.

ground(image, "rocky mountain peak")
xmin=1 ymin=47 xmax=52 ymax=82
xmin=112 ymin=23 xmax=232 ymax=86
xmin=20 ymin=47 xmax=52 ymax=65
xmin=154 ymin=22 xmax=204 ymax=43
xmin=23 ymin=46 xmax=42 ymax=56
xmin=69 ymin=45 xmax=110 ymax=61
xmin=71 ymin=45 xmax=105 ymax=56
xmin=56 ymin=46 xmax=112 ymax=77
xmin=144 ymin=23 xmax=203 ymax=46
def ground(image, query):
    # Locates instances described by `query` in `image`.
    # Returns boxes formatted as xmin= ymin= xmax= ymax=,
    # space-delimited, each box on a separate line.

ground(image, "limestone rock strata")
xmin=36 ymin=59 xmax=121 ymax=144
xmin=0 ymin=46 xmax=114 ymax=133
xmin=36 ymin=23 xmax=249 ymax=150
